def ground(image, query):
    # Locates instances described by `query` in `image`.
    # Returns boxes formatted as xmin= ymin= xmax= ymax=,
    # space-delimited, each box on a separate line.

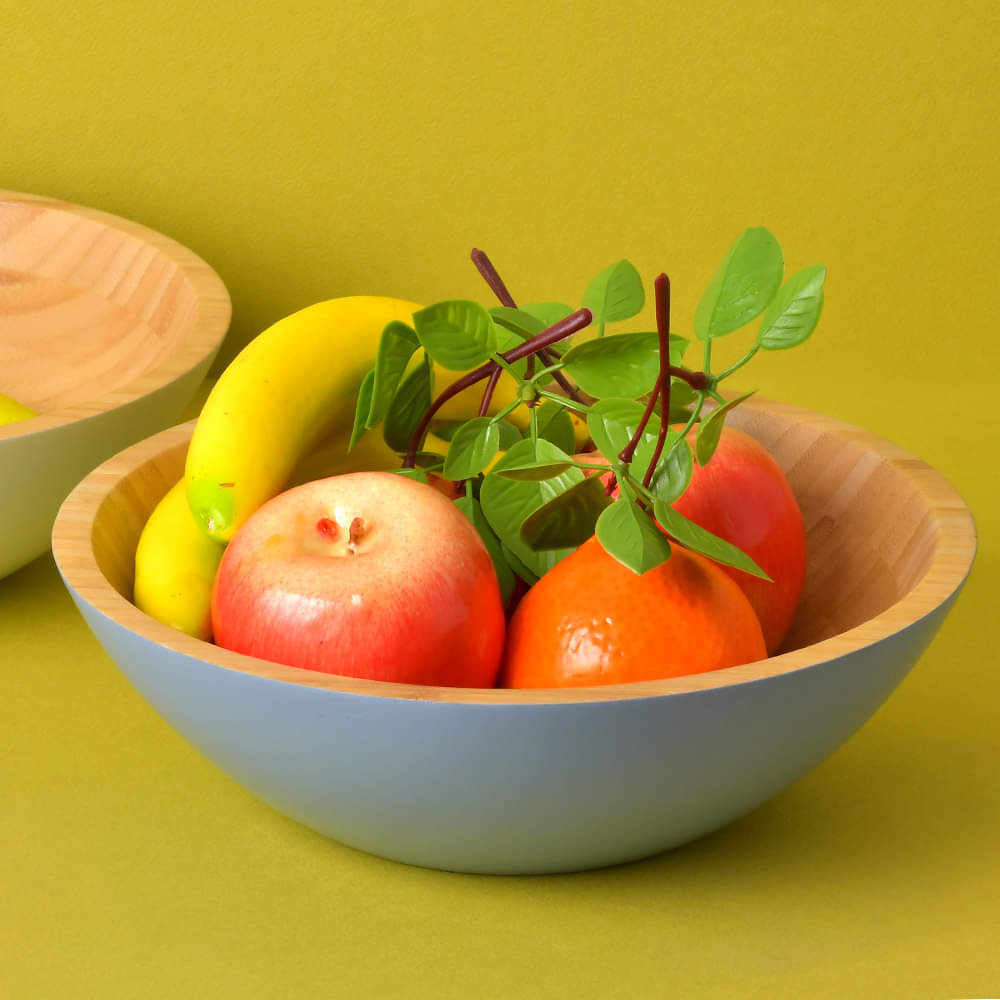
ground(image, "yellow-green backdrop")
xmin=2 ymin=2 xmax=997 ymax=997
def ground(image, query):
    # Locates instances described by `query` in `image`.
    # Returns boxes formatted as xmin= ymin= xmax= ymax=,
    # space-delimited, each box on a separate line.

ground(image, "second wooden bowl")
xmin=0 ymin=190 xmax=230 ymax=579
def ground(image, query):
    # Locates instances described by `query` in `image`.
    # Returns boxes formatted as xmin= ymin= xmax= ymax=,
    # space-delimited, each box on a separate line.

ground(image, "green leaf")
xmin=490 ymin=306 xmax=546 ymax=340
xmin=586 ymin=398 xmax=661 ymax=473
xmin=433 ymin=419 xmax=522 ymax=448
xmin=522 ymin=302 xmax=574 ymax=329
xmin=480 ymin=438 xmax=584 ymax=579
xmin=757 ymin=265 xmax=827 ymax=350
xmin=455 ymin=495 xmax=517 ymax=605
xmin=645 ymin=433 xmax=693 ymax=504
xmin=495 ymin=420 xmax=523 ymax=449
xmin=413 ymin=300 xmax=498 ymax=370
xmin=349 ymin=368 xmax=375 ymax=450
xmin=427 ymin=421 xmax=463 ymax=442
xmin=666 ymin=376 xmax=699 ymax=410
xmin=695 ymin=391 xmax=756 ymax=465
xmin=393 ymin=467 xmax=430 ymax=483
xmin=654 ymin=501 xmax=770 ymax=579
xmin=668 ymin=333 xmax=690 ymax=364
xmin=519 ymin=475 xmax=612 ymax=551
xmin=582 ymin=260 xmax=645 ymax=332
xmin=500 ymin=541 xmax=538 ymax=586
xmin=382 ymin=354 xmax=434 ymax=452
xmin=368 ymin=321 xmax=420 ymax=427
xmin=492 ymin=321 xmax=530 ymax=379
xmin=491 ymin=303 xmax=577 ymax=357
xmin=442 ymin=418 xmax=500 ymax=480
xmin=493 ymin=458 xmax=574 ymax=482
xmin=562 ymin=331 xmax=661 ymax=398
xmin=694 ymin=228 xmax=784 ymax=340
xmin=535 ymin=400 xmax=577 ymax=454
xmin=411 ymin=450 xmax=446 ymax=469
xmin=594 ymin=498 xmax=672 ymax=575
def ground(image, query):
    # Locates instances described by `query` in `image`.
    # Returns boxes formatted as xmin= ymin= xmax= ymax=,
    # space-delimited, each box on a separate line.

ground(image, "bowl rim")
xmin=52 ymin=396 xmax=978 ymax=705
xmin=0 ymin=189 xmax=231 ymax=442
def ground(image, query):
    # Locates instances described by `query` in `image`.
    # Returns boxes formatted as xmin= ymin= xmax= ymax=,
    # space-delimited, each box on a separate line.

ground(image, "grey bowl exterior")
xmin=1 ymin=357 xmax=219 ymax=580
xmin=60 ymin=578 xmax=966 ymax=875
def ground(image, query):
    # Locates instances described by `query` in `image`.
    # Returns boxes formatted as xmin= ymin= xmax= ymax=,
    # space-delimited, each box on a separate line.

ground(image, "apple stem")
xmin=348 ymin=517 xmax=366 ymax=550
xmin=403 ymin=308 xmax=593 ymax=467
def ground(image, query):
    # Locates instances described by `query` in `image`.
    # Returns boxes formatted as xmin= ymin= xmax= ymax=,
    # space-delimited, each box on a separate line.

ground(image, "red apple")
xmin=211 ymin=471 xmax=506 ymax=686
xmin=671 ymin=426 xmax=806 ymax=654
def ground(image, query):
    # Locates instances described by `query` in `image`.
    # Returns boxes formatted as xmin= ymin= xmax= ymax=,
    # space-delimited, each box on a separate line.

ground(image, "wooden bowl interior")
xmin=0 ymin=196 xmax=207 ymax=412
xmin=729 ymin=406 xmax=942 ymax=652
xmin=87 ymin=402 xmax=948 ymax=671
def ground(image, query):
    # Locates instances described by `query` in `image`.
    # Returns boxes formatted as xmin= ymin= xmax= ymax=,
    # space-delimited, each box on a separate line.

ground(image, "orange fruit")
xmin=499 ymin=536 xmax=767 ymax=688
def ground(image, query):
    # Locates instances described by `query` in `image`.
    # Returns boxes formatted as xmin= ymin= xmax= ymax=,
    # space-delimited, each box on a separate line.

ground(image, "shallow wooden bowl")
xmin=0 ymin=190 xmax=230 ymax=578
xmin=52 ymin=398 xmax=976 ymax=874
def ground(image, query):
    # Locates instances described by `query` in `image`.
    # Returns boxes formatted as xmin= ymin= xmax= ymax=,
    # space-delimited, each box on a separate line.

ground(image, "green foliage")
xmin=443 ymin=417 xmax=500 ymax=480
xmin=757 ymin=265 xmax=827 ymax=350
xmin=519 ymin=475 xmax=613 ymax=551
xmin=581 ymin=259 xmax=645 ymax=335
xmin=382 ymin=353 xmax=433 ymax=452
xmin=356 ymin=229 xmax=825 ymax=579
xmin=562 ymin=332 xmax=661 ymax=398
xmin=368 ymin=321 xmax=419 ymax=427
xmin=595 ymin=491 xmax=673 ymax=575
xmin=694 ymin=228 xmax=784 ymax=341
xmin=413 ymin=300 xmax=497 ymax=370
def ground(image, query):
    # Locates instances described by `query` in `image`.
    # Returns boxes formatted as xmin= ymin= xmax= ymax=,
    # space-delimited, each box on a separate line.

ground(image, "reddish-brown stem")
xmin=643 ymin=274 xmax=673 ymax=488
xmin=471 ymin=248 xmax=516 ymax=308
xmin=403 ymin=308 xmax=593 ymax=467
xmin=673 ymin=367 xmax=710 ymax=390
xmin=470 ymin=247 xmax=586 ymax=404
xmin=619 ymin=372 xmax=663 ymax=465
xmin=479 ymin=366 xmax=502 ymax=417
xmin=617 ymin=274 xmax=713 ymax=480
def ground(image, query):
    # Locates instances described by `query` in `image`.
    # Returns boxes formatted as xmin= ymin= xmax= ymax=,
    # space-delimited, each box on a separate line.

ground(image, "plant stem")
xmin=479 ymin=366 xmax=503 ymax=417
xmin=619 ymin=372 xmax=663 ymax=465
xmin=535 ymin=388 xmax=590 ymax=414
xmin=643 ymin=274 xmax=673 ymax=488
xmin=470 ymin=248 xmax=516 ymax=308
xmin=470 ymin=247 xmax=586 ymax=404
xmin=403 ymin=308 xmax=593 ymax=467
xmin=673 ymin=367 xmax=711 ymax=391
xmin=712 ymin=343 xmax=759 ymax=382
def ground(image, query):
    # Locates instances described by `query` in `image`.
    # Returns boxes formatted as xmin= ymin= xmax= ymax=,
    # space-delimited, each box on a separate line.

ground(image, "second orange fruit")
xmin=500 ymin=536 xmax=767 ymax=688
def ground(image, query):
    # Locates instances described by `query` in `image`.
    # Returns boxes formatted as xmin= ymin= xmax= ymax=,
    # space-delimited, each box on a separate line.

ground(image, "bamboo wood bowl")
xmin=0 ymin=190 xmax=230 ymax=579
xmin=52 ymin=398 xmax=976 ymax=874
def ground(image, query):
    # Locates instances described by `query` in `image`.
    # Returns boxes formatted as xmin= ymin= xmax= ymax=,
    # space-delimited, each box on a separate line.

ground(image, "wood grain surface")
xmin=0 ymin=190 xmax=230 ymax=433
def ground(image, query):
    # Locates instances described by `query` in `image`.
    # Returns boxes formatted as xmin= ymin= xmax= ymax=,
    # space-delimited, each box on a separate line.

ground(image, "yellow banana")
xmin=185 ymin=295 xmax=520 ymax=542
xmin=135 ymin=429 xmax=410 ymax=638
xmin=133 ymin=480 xmax=225 ymax=641
xmin=0 ymin=391 xmax=38 ymax=426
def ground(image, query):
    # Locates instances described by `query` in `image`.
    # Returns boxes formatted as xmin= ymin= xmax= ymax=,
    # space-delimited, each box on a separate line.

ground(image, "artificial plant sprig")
xmin=352 ymin=227 xmax=826 ymax=583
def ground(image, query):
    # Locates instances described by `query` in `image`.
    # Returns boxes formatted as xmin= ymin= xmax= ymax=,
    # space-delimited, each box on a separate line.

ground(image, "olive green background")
xmin=2 ymin=1 xmax=997 ymax=997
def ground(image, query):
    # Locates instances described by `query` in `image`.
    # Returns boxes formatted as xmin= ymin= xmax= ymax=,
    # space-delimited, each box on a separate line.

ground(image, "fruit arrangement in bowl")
xmin=0 ymin=190 xmax=231 ymax=580
xmin=51 ymin=230 xmax=976 ymax=874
